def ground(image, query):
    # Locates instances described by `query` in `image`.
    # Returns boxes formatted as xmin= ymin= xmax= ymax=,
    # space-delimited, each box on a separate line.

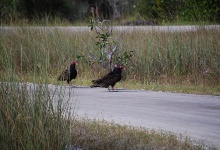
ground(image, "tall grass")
xmin=0 ymin=82 xmax=73 ymax=149
xmin=0 ymin=83 xmax=208 ymax=149
xmin=0 ymin=26 xmax=215 ymax=149
xmin=0 ymin=26 xmax=219 ymax=94
xmin=119 ymin=29 xmax=220 ymax=83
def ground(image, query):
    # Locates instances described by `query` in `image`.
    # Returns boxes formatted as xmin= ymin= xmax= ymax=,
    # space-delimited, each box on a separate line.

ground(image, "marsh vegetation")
xmin=0 ymin=26 xmax=219 ymax=95
xmin=0 ymin=24 xmax=219 ymax=149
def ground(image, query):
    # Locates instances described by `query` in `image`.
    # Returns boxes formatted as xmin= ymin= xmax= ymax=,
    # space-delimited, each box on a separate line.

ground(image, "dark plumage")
xmin=90 ymin=65 xmax=124 ymax=91
xmin=57 ymin=61 xmax=77 ymax=84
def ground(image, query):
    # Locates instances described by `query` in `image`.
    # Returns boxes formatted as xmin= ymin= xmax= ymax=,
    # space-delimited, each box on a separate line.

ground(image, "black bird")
xmin=57 ymin=61 xmax=77 ymax=84
xmin=90 ymin=64 xmax=125 ymax=91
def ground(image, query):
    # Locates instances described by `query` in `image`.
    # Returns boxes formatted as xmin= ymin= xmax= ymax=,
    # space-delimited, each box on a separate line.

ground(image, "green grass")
xmin=71 ymin=118 xmax=206 ymax=150
xmin=0 ymin=82 xmax=210 ymax=149
xmin=0 ymin=82 xmax=71 ymax=149
xmin=1 ymin=26 xmax=219 ymax=95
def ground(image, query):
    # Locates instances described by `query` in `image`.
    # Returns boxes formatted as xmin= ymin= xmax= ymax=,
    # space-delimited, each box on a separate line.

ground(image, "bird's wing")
xmin=92 ymin=72 xmax=113 ymax=84
xmin=70 ymin=70 xmax=77 ymax=79
xmin=92 ymin=73 xmax=121 ymax=88
xmin=106 ymin=74 xmax=121 ymax=85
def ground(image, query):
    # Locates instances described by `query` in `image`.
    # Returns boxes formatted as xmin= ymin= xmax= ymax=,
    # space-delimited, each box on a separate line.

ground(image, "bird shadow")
xmin=67 ymin=86 xmax=141 ymax=92
xmin=69 ymin=85 xmax=91 ymax=88
xmin=106 ymin=89 xmax=139 ymax=92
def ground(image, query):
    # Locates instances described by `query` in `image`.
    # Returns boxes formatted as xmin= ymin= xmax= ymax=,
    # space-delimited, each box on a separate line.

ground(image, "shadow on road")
xmin=68 ymin=86 xmax=139 ymax=92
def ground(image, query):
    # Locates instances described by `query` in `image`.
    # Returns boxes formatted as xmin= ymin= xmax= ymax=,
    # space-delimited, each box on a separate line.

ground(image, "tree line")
xmin=137 ymin=0 xmax=220 ymax=22
xmin=0 ymin=0 xmax=219 ymax=23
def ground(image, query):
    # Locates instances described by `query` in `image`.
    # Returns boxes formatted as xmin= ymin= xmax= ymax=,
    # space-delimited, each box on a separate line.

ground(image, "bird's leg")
xmin=109 ymin=86 xmax=115 ymax=92
xmin=112 ymin=86 xmax=115 ymax=91
xmin=108 ymin=86 xmax=116 ymax=92
xmin=67 ymin=79 xmax=73 ymax=87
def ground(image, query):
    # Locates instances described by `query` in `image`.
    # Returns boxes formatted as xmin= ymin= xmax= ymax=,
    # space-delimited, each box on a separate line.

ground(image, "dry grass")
xmin=0 ymin=82 xmax=209 ymax=149
xmin=70 ymin=118 xmax=206 ymax=150
xmin=0 ymin=26 xmax=219 ymax=95
xmin=0 ymin=82 xmax=72 ymax=149
xmin=1 ymin=21 xmax=219 ymax=149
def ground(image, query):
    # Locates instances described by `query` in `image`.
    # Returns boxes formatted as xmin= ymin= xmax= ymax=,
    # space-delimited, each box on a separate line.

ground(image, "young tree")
xmin=87 ymin=19 xmax=133 ymax=70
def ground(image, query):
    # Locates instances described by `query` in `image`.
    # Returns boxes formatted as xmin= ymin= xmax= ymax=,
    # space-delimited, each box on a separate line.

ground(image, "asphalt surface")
xmin=1 ymin=25 xmax=220 ymax=34
xmin=47 ymin=85 xmax=220 ymax=148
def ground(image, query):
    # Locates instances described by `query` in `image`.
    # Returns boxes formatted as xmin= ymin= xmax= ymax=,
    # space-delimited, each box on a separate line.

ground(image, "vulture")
xmin=90 ymin=64 xmax=125 ymax=91
xmin=57 ymin=61 xmax=77 ymax=84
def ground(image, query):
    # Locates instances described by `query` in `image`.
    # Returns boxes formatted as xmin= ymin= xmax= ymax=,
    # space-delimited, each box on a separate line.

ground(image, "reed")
xmin=0 ymin=82 xmax=73 ymax=149
xmin=0 ymin=26 xmax=215 ymax=148
xmin=0 ymin=26 xmax=219 ymax=94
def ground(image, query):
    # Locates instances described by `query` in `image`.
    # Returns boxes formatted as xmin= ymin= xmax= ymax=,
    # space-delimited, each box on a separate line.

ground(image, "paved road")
xmin=1 ymin=25 xmax=220 ymax=34
xmin=48 ymin=85 xmax=220 ymax=148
